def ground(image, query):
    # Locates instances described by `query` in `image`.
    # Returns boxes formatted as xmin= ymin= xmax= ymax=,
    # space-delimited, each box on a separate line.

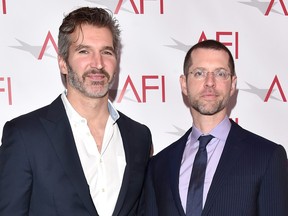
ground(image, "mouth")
xmin=86 ymin=73 xmax=107 ymax=81
xmin=201 ymin=92 xmax=218 ymax=100
xmin=83 ymin=69 xmax=110 ymax=82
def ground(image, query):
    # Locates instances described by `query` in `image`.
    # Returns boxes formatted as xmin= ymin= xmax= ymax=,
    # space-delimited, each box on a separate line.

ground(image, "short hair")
xmin=183 ymin=39 xmax=235 ymax=77
xmin=58 ymin=7 xmax=121 ymax=87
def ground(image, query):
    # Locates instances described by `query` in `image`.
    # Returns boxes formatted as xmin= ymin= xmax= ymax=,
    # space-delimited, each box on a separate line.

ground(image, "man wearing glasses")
xmin=142 ymin=39 xmax=288 ymax=216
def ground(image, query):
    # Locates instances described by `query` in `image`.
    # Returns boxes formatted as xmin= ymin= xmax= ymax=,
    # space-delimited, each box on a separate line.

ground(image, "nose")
xmin=204 ymin=72 xmax=215 ymax=87
xmin=90 ymin=53 xmax=103 ymax=70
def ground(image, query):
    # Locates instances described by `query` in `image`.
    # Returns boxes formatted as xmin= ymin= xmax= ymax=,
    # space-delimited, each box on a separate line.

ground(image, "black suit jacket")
xmin=0 ymin=95 xmax=152 ymax=216
xmin=143 ymin=120 xmax=288 ymax=216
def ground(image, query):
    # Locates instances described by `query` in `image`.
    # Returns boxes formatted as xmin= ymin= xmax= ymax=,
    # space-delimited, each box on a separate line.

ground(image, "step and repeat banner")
xmin=1 ymin=0 xmax=288 ymax=154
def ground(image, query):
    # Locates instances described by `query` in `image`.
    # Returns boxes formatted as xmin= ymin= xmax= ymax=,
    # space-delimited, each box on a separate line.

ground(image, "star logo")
xmin=240 ymin=82 xmax=281 ymax=101
xmin=239 ymin=0 xmax=285 ymax=15
xmin=165 ymin=38 xmax=191 ymax=53
xmin=9 ymin=39 xmax=55 ymax=59
xmin=166 ymin=125 xmax=186 ymax=136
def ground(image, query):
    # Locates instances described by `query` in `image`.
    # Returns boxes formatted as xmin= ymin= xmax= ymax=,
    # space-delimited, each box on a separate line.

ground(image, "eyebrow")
xmin=102 ymin=46 xmax=116 ymax=54
xmin=74 ymin=44 xmax=89 ymax=51
xmin=74 ymin=44 xmax=115 ymax=53
xmin=193 ymin=67 xmax=228 ymax=71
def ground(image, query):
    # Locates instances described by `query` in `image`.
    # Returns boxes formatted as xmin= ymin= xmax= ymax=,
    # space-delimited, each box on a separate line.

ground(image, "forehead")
xmin=70 ymin=24 xmax=113 ymax=46
xmin=190 ymin=48 xmax=229 ymax=68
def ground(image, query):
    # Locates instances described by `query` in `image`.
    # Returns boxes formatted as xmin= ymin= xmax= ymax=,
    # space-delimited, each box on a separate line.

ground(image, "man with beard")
xmin=142 ymin=40 xmax=288 ymax=216
xmin=0 ymin=7 xmax=152 ymax=216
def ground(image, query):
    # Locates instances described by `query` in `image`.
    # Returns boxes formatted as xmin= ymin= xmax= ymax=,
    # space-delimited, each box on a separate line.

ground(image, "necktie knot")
xmin=198 ymin=135 xmax=214 ymax=150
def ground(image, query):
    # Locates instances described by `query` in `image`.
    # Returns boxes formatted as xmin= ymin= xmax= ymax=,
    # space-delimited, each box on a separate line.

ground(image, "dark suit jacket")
xmin=0 ymin=95 xmax=152 ymax=216
xmin=143 ymin=120 xmax=288 ymax=216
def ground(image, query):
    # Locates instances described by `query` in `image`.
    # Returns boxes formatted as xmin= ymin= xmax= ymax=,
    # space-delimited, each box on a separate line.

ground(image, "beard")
xmin=67 ymin=63 xmax=114 ymax=99
xmin=188 ymin=90 xmax=229 ymax=116
xmin=191 ymin=99 xmax=226 ymax=115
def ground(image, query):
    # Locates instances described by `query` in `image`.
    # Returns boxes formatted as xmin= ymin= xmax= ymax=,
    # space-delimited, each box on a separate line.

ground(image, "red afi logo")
xmin=266 ymin=0 xmax=288 ymax=15
xmin=198 ymin=31 xmax=239 ymax=59
xmin=265 ymin=75 xmax=287 ymax=102
xmin=115 ymin=0 xmax=164 ymax=14
xmin=2 ymin=0 xmax=6 ymax=14
xmin=0 ymin=77 xmax=12 ymax=105
xmin=117 ymin=75 xmax=166 ymax=103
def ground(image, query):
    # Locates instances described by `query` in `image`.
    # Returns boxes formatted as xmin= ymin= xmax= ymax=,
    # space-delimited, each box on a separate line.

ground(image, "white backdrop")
xmin=1 ymin=0 xmax=288 ymax=155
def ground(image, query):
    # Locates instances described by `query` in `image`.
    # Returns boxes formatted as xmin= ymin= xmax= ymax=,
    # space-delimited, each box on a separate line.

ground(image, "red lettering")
xmin=115 ymin=0 xmax=164 ymax=14
xmin=142 ymin=75 xmax=165 ymax=102
xmin=235 ymin=32 xmax=239 ymax=59
xmin=115 ymin=0 xmax=140 ymax=14
xmin=117 ymin=75 xmax=141 ymax=103
xmin=117 ymin=75 xmax=166 ymax=103
xmin=198 ymin=31 xmax=239 ymax=59
xmin=198 ymin=31 xmax=208 ymax=42
xmin=230 ymin=117 xmax=239 ymax=124
xmin=140 ymin=0 xmax=144 ymax=14
xmin=265 ymin=0 xmax=288 ymax=15
xmin=0 ymin=77 xmax=12 ymax=105
xmin=38 ymin=31 xmax=58 ymax=60
xmin=2 ymin=0 xmax=6 ymax=14
xmin=216 ymin=31 xmax=239 ymax=59
xmin=0 ymin=77 xmax=5 ymax=92
xmin=264 ymin=75 xmax=287 ymax=102
xmin=161 ymin=75 xmax=166 ymax=102
xmin=160 ymin=0 xmax=164 ymax=14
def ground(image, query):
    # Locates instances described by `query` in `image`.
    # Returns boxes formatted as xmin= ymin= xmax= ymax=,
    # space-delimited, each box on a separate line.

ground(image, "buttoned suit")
xmin=143 ymin=120 xmax=288 ymax=216
xmin=0 ymin=95 xmax=152 ymax=216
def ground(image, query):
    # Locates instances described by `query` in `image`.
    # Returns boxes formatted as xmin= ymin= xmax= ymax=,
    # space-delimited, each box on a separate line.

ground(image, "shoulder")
xmin=230 ymin=120 xmax=279 ymax=146
xmin=3 ymin=95 xmax=63 ymax=131
xmin=116 ymin=111 xmax=152 ymax=160
xmin=117 ymin=111 xmax=152 ymax=147
xmin=229 ymin=120 xmax=287 ymax=157
xmin=117 ymin=111 xmax=151 ymax=133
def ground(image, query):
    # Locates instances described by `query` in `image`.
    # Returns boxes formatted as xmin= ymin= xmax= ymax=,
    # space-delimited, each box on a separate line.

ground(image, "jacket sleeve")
xmin=258 ymin=145 xmax=288 ymax=216
xmin=0 ymin=121 xmax=32 ymax=215
xmin=140 ymin=159 xmax=159 ymax=216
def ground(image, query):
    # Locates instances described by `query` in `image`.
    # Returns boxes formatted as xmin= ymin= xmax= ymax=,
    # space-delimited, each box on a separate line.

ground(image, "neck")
xmin=66 ymin=90 xmax=110 ymax=122
xmin=192 ymin=110 xmax=227 ymax=134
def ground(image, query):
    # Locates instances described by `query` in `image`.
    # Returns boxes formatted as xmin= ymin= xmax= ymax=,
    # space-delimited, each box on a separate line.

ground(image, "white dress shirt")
xmin=61 ymin=92 xmax=126 ymax=216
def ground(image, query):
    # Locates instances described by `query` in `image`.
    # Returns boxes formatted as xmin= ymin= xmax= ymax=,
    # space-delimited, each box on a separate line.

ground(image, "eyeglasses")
xmin=188 ymin=68 xmax=231 ymax=81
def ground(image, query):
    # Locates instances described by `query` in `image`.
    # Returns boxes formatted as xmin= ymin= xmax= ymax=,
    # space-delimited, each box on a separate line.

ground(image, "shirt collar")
xmin=191 ymin=116 xmax=231 ymax=142
xmin=61 ymin=91 xmax=120 ymax=124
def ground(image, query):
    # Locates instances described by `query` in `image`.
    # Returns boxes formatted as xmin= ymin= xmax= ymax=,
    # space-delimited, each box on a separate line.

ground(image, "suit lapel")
xmin=169 ymin=128 xmax=192 ymax=216
xmin=202 ymin=121 xmax=246 ymax=215
xmin=111 ymin=114 xmax=130 ymax=216
xmin=40 ymin=96 xmax=98 ymax=216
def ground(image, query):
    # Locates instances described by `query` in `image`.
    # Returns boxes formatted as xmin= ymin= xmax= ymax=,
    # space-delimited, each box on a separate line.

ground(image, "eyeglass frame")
xmin=188 ymin=67 xmax=232 ymax=81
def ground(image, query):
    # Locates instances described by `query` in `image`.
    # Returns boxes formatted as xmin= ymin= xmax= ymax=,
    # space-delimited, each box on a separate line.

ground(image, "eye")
xmin=101 ymin=46 xmax=116 ymax=57
xmin=193 ymin=69 xmax=205 ymax=78
xmin=78 ymin=49 xmax=89 ymax=54
xmin=102 ymin=50 xmax=114 ymax=56
xmin=216 ymin=70 xmax=226 ymax=77
xmin=214 ymin=69 xmax=231 ymax=80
